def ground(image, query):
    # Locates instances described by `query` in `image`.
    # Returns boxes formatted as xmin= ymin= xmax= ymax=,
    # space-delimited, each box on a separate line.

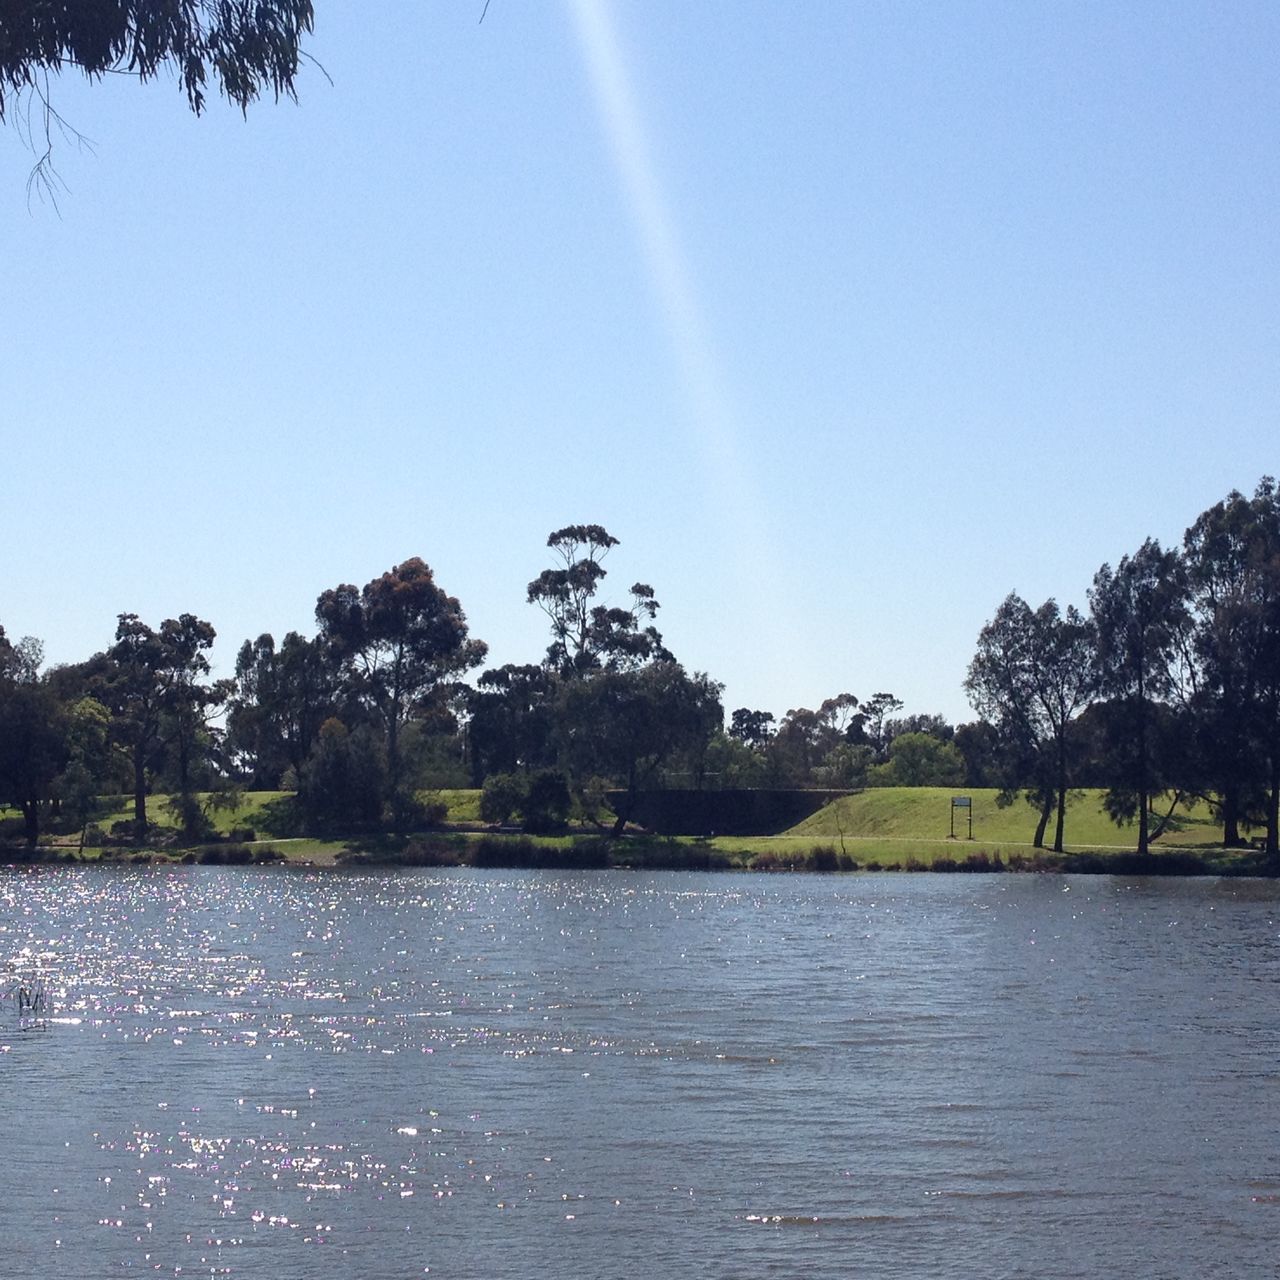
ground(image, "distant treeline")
xmin=3 ymin=491 xmax=1280 ymax=869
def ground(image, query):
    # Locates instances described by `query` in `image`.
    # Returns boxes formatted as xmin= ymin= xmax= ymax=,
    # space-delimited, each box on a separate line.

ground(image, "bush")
xmin=398 ymin=838 xmax=462 ymax=867
xmin=387 ymin=791 xmax=447 ymax=831
xmin=199 ymin=843 xmax=253 ymax=864
xmin=573 ymin=776 xmax=614 ymax=827
xmin=809 ymin=845 xmax=839 ymax=872
xmin=480 ymin=773 xmax=524 ymax=825
xmin=228 ymin=826 xmax=257 ymax=843
xmin=522 ymin=770 xmax=571 ymax=834
xmin=464 ymin=836 xmax=610 ymax=870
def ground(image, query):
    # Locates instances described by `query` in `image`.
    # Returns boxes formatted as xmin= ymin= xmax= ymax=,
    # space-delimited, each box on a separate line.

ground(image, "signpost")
xmin=949 ymin=795 xmax=973 ymax=840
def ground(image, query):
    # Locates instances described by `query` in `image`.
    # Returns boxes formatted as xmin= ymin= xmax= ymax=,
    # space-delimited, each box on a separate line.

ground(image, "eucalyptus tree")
xmin=1 ymin=0 xmax=317 ymax=200
xmin=966 ymin=593 xmax=1096 ymax=851
xmin=315 ymin=558 xmax=487 ymax=806
xmin=1183 ymin=479 xmax=1280 ymax=861
xmin=106 ymin=612 xmax=222 ymax=835
xmin=0 ymin=633 xmax=62 ymax=845
xmin=0 ymin=631 xmax=113 ymax=846
xmin=527 ymin=525 xmax=671 ymax=677
xmin=728 ymin=708 xmax=775 ymax=748
xmin=1089 ymin=541 xmax=1190 ymax=855
xmin=227 ymin=631 xmax=339 ymax=787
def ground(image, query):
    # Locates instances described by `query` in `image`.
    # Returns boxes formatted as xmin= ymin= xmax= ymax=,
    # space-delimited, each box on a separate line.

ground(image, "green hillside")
xmin=786 ymin=787 xmax=1232 ymax=849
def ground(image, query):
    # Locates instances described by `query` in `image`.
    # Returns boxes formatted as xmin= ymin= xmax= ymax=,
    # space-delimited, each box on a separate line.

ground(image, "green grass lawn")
xmin=29 ymin=784 xmax=1260 ymax=874
xmin=786 ymin=787 xmax=1233 ymax=850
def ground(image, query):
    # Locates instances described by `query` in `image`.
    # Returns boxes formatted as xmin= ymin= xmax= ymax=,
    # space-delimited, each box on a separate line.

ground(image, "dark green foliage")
xmin=297 ymin=718 xmax=386 ymax=830
xmin=466 ymin=837 xmax=610 ymax=870
xmin=398 ymin=838 xmax=462 ymax=867
xmin=315 ymin=558 xmax=486 ymax=799
xmin=521 ymin=770 xmax=571 ymax=834
xmin=728 ymin=708 xmax=775 ymax=747
xmin=467 ymin=664 xmax=557 ymax=783
xmin=527 ymin=525 xmax=671 ymax=677
xmin=199 ymin=844 xmax=254 ymax=864
xmin=1090 ymin=542 xmax=1189 ymax=855
xmin=809 ymin=845 xmax=839 ymax=872
xmin=105 ymin=612 xmax=225 ymax=836
xmin=0 ymin=0 xmax=315 ymax=119
xmin=227 ymin=632 xmax=337 ymax=788
xmin=869 ymin=733 xmax=966 ymax=787
xmin=0 ymin=678 xmax=67 ymax=845
xmin=558 ymin=663 xmax=723 ymax=833
xmin=966 ymin=593 xmax=1096 ymax=851
xmin=480 ymin=772 xmax=524 ymax=825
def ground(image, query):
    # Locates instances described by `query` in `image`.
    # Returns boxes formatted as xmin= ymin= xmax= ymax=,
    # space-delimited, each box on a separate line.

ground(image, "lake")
xmin=2 ymin=866 xmax=1278 ymax=1278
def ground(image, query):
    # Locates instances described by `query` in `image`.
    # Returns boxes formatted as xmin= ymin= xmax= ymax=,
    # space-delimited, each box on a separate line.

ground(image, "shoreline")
xmin=3 ymin=834 xmax=1273 ymax=878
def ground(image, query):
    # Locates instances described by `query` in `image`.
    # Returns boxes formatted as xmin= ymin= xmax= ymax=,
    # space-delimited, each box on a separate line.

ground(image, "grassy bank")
xmin=3 ymin=786 xmax=1270 ymax=876
xmin=786 ymin=787 xmax=1232 ymax=849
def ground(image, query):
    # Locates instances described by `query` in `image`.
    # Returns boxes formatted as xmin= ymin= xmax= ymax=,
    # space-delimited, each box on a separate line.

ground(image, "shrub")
xmin=573 ymin=775 xmax=614 ymax=826
xmin=398 ymin=838 xmax=462 ymax=867
xmin=480 ymin=773 xmax=524 ymax=825
xmin=809 ymin=845 xmax=839 ymax=872
xmin=522 ymin=770 xmax=571 ymax=834
xmin=228 ymin=826 xmax=257 ymax=843
xmin=200 ymin=843 xmax=253 ymax=864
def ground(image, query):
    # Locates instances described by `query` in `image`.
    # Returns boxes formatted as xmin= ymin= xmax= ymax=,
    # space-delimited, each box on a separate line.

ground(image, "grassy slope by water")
xmin=785 ymin=787 xmax=1231 ymax=850
xmin=44 ymin=786 xmax=1255 ymax=872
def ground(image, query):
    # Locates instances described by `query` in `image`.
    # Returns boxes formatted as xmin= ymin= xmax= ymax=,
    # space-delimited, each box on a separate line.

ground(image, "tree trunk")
xmin=1052 ymin=740 xmax=1068 ymax=853
xmin=1149 ymin=791 xmax=1183 ymax=841
xmin=133 ymin=743 xmax=148 ymax=837
xmin=1221 ymin=785 xmax=1242 ymax=847
xmin=1135 ymin=692 xmax=1149 ymax=856
xmin=611 ymin=762 xmax=637 ymax=837
xmin=22 ymin=800 xmax=39 ymax=847
xmin=1032 ymin=792 xmax=1052 ymax=849
xmin=1266 ymin=751 xmax=1280 ymax=873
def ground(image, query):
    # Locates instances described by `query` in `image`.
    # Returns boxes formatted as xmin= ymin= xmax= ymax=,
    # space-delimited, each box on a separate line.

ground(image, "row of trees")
xmin=0 ymin=527 xmax=723 ymax=843
xmin=965 ymin=477 xmax=1280 ymax=862
xmin=5 ymin=483 xmax=1280 ymax=858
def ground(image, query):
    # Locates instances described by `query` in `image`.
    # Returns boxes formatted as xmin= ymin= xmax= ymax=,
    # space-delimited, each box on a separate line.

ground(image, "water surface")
xmin=3 ymin=866 xmax=1278 ymax=1278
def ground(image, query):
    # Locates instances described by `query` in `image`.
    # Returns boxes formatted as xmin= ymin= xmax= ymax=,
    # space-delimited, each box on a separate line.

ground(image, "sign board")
xmin=952 ymin=796 xmax=971 ymax=808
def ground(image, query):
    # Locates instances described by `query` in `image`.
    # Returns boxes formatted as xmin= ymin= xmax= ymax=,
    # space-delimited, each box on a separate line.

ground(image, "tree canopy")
xmin=0 ymin=0 xmax=315 ymax=120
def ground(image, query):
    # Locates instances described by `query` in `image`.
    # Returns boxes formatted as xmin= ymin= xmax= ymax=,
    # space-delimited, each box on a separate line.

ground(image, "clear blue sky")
xmin=4 ymin=0 xmax=1278 ymax=725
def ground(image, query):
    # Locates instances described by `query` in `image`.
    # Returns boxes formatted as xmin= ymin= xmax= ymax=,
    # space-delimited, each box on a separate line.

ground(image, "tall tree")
xmin=527 ymin=524 xmax=671 ymax=677
xmin=227 ymin=631 xmax=337 ymax=787
xmin=1089 ymin=541 xmax=1189 ymax=855
xmin=1182 ymin=480 xmax=1280 ymax=856
xmin=105 ymin=612 xmax=221 ymax=835
xmin=966 ymin=593 xmax=1096 ymax=851
xmin=0 ymin=633 xmax=65 ymax=846
xmin=728 ymin=707 xmax=775 ymax=749
xmin=315 ymin=558 xmax=486 ymax=804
